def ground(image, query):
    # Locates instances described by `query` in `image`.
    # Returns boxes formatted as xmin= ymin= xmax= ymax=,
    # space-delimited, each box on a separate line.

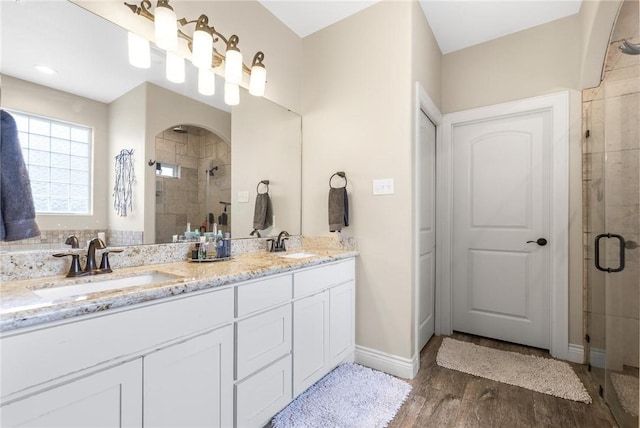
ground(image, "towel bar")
xmin=329 ymin=172 xmax=347 ymax=188
xmin=257 ymin=180 xmax=270 ymax=194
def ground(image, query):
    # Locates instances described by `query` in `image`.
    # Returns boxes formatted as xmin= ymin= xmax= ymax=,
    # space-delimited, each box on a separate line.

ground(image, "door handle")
xmin=595 ymin=233 xmax=626 ymax=273
xmin=526 ymin=238 xmax=548 ymax=246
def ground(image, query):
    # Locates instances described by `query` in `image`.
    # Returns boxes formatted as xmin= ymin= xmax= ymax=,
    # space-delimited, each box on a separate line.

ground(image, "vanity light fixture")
xmin=34 ymin=65 xmax=57 ymax=75
xmin=124 ymin=0 xmax=267 ymax=103
xmin=198 ymin=68 xmax=216 ymax=96
xmin=153 ymin=0 xmax=177 ymax=51
xmin=166 ymin=51 xmax=185 ymax=83
xmin=224 ymin=82 xmax=240 ymax=106
xmin=127 ymin=32 xmax=151 ymax=69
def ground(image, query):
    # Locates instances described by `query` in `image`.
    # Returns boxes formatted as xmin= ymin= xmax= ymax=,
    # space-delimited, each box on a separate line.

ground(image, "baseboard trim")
xmin=566 ymin=343 xmax=606 ymax=368
xmin=567 ymin=343 xmax=584 ymax=363
xmin=354 ymin=345 xmax=419 ymax=379
xmin=590 ymin=347 xmax=606 ymax=368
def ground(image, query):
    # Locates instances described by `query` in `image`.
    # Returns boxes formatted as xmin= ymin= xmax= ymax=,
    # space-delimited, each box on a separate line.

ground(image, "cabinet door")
xmin=1 ymin=359 xmax=142 ymax=428
xmin=293 ymin=292 xmax=329 ymax=397
xmin=144 ymin=325 xmax=233 ymax=428
xmin=329 ymin=281 xmax=355 ymax=366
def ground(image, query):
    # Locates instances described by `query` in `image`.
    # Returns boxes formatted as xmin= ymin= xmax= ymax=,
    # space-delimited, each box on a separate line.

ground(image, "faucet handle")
xmin=53 ymin=253 xmax=85 ymax=277
xmin=99 ymin=248 xmax=123 ymax=272
xmin=266 ymin=239 xmax=275 ymax=252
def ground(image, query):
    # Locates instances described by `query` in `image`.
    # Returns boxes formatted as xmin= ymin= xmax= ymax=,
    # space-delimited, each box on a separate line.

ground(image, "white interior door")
xmin=418 ymin=110 xmax=436 ymax=351
xmin=452 ymin=110 xmax=551 ymax=349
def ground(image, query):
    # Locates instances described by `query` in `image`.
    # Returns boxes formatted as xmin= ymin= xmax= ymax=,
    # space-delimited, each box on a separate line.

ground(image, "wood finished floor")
xmin=388 ymin=333 xmax=619 ymax=428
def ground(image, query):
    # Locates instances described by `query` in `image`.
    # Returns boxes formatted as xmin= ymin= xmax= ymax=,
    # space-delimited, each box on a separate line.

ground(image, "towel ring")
xmin=329 ymin=172 xmax=347 ymax=189
xmin=257 ymin=180 xmax=270 ymax=194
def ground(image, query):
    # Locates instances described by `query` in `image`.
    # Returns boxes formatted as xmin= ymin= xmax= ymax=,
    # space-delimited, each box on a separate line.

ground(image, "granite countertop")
xmin=0 ymin=249 xmax=358 ymax=333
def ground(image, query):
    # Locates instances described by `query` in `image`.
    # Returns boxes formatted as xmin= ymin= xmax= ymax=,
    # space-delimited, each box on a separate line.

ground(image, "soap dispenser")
xmin=198 ymin=236 xmax=208 ymax=261
xmin=216 ymin=230 xmax=224 ymax=258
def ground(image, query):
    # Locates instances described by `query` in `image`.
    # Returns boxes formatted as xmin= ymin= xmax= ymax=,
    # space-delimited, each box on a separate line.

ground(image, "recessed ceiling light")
xmin=34 ymin=65 xmax=57 ymax=75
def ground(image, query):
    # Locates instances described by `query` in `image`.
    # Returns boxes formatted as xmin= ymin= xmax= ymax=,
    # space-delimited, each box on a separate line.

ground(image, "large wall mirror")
xmin=0 ymin=0 xmax=301 ymax=250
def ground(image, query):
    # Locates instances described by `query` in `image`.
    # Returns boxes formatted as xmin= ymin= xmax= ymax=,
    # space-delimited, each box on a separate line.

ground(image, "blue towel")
xmin=1 ymin=110 xmax=40 ymax=241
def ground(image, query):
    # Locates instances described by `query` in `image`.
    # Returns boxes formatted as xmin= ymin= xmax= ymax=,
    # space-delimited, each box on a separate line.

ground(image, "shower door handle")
xmin=595 ymin=233 xmax=626 ymax=273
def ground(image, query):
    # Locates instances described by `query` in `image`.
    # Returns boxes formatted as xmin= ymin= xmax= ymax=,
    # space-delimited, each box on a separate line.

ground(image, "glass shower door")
xmin=599 ymin=54 xmax=640 ymax=427
xmin=585 ymin=15 xmax=639 ymax=426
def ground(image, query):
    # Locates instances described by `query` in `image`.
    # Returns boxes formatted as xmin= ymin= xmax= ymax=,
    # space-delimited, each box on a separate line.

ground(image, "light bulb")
xmin=127 ymin=32 xmax=150 ymax=69
xmin=224 ymin=82 xmax=239 ymax=106
xmin=198 ymin=68 xmax=216 ymax=96
xmin=225 ymin=49 xmax=243 ymax=85
xmin=154 ymin=3 xmax=178 ymax=51
xmin=166 ymin=51 xmax=185 ymax=83
xmin=192 ymin=15 xmax=213 ymax=69
xmin=249 ymin=64 xmax=266 ymax=97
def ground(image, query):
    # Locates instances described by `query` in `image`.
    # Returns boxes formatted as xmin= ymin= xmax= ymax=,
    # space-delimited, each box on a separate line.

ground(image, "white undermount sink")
xmin=278 ymin=252 xmax=317 ymax=259
xmin=33 ymin=272 xmax=180 ymax=300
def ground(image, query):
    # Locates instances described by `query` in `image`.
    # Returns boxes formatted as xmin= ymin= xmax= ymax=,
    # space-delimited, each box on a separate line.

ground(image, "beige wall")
xmin=411 ymin=0 xmax=443 ymax=109
xmin=231 ymin=95 xmax=302 ymax=238
xmin=442 ymin=15 xmax=581 ymax=114
xmin=303 ymin=0 xmax=442 ymax=360
xmin=1 ymin=75 xmax=110 ymax=231
xmin=73 ymin=0 xmax=303 ymax=113
xmin=107 ymin=83 xmax=147 ymax=234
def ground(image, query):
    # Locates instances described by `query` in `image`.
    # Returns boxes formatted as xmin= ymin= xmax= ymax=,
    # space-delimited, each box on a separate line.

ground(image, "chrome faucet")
xmin=84 ymin=237 xmax=106 ymax=273
xmin=268 ymin=231 xmax=290 ymax=252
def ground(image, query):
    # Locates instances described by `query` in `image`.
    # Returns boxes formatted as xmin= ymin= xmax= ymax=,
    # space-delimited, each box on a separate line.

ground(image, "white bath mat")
xmin=436 ymin=338 xmax=591 ymax=403
xmin=611 ymin=372 xmax=639 ymax=417
xmin=272 ymin=362 xmax=411 ymax=428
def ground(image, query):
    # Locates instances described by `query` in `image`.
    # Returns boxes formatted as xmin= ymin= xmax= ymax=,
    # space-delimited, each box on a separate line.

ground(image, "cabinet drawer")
xmin=236 ymin=274 xmax=292 ymax=317
xmin=236 ymin=304 xmax=291 ymax=380
xmin=235 ymin=355 xmax=292 ymax=428
xmin=293 ymin=259 xmax=355 ymax=298
xmin=1 ymin=287 xmax=233 ymax=399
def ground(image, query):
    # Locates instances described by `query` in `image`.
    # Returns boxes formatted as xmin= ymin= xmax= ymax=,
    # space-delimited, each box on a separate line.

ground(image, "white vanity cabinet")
xmin=1 ymin=255 xmax=356 ymax=428
xmin=0 ymin=287 xmax=234 ymax=428
xmin=292 ymin=259 xmax=355 ymax=397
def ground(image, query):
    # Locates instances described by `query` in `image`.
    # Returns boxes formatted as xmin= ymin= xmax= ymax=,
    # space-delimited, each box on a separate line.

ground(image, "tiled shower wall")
xmin=583 ymin=34 xmax=639 ymax=370
xmin=155 ymin=126 xmax=231 ymax=244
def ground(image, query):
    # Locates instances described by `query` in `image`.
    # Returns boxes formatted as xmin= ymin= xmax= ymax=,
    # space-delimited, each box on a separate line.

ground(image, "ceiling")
xmin=1 ymin=0 xmax=585 ymax=108
xmin=259 ymin=0 xmax=583 ymax=54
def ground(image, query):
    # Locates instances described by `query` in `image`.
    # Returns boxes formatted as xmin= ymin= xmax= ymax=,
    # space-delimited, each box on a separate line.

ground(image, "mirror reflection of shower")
xmin=154 ymin=124 xmax=231 ymax=244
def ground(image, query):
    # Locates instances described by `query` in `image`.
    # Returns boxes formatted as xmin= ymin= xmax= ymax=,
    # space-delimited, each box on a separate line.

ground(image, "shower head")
xmin=206 ymin=166 xmax=219 ymax=176
xmin=173 ymin=125 xmax=187 ymax=134
xmin=619 ymin=40 xmax=640 ymax=55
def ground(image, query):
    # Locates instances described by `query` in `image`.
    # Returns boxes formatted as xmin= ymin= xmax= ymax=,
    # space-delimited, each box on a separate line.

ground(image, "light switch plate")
xmin=372 ymin=178 xmax=394 ymax=195
xmin=237 ymin=191 xmax=250 ymax=203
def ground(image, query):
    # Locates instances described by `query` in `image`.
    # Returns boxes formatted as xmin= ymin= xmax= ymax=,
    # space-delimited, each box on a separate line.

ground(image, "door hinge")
xmin=585 ymin=129 xmax=590 ymax=138
xmin=587 ymin=363 xmax=592 ymax=372
xmin=599 ymin=385 xmax=604 ymax=397
xmin=585 ymin=334 xmax=590 ymax=343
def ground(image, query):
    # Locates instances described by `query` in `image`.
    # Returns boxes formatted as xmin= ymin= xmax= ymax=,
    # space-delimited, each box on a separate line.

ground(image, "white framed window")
xmin=9 ymin=110 xmax=92 ymax=215
xmin=155 ymin=162 xmax=180 ymax=179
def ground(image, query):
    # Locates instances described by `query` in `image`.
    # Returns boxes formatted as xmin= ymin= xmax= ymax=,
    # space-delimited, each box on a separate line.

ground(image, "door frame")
xmin=439 ymin=91 xmax=570 ymax=360
xmin=413 ymin=83 xmax=442 ymax=365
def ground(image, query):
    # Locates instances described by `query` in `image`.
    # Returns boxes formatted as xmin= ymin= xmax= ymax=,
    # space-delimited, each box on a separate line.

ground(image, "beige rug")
xmin=611 ymin=373 xmax=639 ymax=417
xmin=436 ymin=338 xmax=591 ymax=403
